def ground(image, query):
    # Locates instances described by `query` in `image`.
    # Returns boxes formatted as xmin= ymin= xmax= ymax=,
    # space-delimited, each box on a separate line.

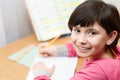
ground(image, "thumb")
xmin=49 ymin=65 xmax=55 ymax=75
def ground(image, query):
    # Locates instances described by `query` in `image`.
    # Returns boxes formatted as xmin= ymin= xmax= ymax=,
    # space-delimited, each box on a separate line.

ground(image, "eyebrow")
xmin=75 ymin=26 xmax=99 ymax=32
xmin=74 ymin=25 xmax=94 ymax=29
xmin=88 ymin=27 xmax=100 ymax=32
xmin=74 ymin=25 xmax=81 ymax=28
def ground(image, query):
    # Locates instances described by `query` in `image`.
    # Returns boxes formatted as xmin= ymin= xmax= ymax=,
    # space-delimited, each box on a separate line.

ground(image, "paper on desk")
xmin=26 ymin=57 xmax=78 ymax=80
xmin=7 ymin=46 xmax=39 ymax=67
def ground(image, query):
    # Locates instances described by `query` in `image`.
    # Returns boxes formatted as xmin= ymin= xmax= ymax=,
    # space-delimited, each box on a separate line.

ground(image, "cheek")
xmin=70 ymin=33 xmax=77 ymax=43
xmin=90 ymin=37 xmax=107 ymax=50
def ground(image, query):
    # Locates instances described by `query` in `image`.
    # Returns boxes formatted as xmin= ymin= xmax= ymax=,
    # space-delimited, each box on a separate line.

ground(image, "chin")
xmin=77 ymin=52 xmax=90 ymax=58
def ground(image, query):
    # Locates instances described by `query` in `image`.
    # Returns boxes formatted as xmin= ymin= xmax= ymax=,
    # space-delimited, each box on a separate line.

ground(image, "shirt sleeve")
xmin=66 ymin=43 xmax=77 ymax=57
xmin=115 ymin=46 xmax=120 ymax=54
xmin=34 ymin=61 xmax=106 ymax=80
xmin=34 ymin=75 xmax=50 ymax=80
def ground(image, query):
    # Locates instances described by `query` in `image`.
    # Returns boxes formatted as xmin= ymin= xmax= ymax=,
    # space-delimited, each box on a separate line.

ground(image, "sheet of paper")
xmin=26 ymin=0 xmax=69 ymax=41
xmin=7 ymin=45 xmax=39 ymax=67
xmin=26 ymin=57 xmax=77 ymax=80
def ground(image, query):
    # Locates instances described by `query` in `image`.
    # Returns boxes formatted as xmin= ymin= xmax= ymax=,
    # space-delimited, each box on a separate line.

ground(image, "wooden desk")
xmin=1 ymin=35 xmax=119 ymax=80
xmin=0 ymin=35 xmax=84 ymax=80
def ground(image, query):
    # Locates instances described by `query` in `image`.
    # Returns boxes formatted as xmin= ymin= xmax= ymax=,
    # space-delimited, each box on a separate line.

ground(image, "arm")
xmin=38 ymin=43 xmax=77 ymax=57
xmin=66 ymin=43 xmax=77 ymax=57
xmin=33 ymin=61 xmax=106 ymax=80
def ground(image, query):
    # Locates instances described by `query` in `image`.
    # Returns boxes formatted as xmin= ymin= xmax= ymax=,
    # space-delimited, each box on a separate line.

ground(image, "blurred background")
xmin=0 ymin=0 xmax=120 ymax=47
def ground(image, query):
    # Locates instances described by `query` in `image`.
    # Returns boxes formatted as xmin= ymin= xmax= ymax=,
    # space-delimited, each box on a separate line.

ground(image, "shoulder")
xmin=94 ymin=58 xmax=120 ymax=80
xmin=93 ymin=58 xmax=120 ymax=71
xmin=73 ymin=62 xmax=106 ymax=80
xmin=66 ymin=43 xmax=77 ymax=57
xmin=116 ymin=46 xmax=120 ymax=54
xmin=73 ymin=58 xmax=120 ymax=80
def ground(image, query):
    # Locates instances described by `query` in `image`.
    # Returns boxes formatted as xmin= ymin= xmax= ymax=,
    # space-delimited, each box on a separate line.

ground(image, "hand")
xmin=38 ymin=43 xmax=58 ymax=57
xmin=32 ymin=61 xmax=55 ymax=77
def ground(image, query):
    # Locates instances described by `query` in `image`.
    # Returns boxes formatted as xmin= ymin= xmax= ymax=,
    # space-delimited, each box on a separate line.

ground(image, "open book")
xmin=26 ymin=57 xmax=78 ymax=80
xmin=25 ymin=0 xmax=84 ymax=41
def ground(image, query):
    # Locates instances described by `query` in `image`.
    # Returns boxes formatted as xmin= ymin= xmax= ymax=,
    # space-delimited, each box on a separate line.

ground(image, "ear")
xmin=106 ymin=31 xmax=118 ymax=45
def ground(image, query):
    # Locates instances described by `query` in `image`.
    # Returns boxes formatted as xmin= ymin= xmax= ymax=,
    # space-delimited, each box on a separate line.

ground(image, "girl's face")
xmin=71 ymin=22 xmax=111 ymax=59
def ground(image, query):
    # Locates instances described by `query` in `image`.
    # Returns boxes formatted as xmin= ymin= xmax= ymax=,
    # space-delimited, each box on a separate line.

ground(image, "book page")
xmin=26 ymin=57 xmax=78 ymax=80
xmin=26 ymin=0 xmax=85 ymax=41
xmin=26 ymin=0 xmax=68 ymax=41
xmin=54 ymin=0 xmax=82 ymax=32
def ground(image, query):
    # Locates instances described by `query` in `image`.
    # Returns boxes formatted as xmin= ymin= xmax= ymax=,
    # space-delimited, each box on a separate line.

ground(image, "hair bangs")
xmin=68 ymin=11 xmax=97 ymax=31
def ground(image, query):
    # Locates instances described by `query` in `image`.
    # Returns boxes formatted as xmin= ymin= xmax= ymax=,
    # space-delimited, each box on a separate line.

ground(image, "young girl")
xmin=33 ymin=0 xmax=120 ymax=80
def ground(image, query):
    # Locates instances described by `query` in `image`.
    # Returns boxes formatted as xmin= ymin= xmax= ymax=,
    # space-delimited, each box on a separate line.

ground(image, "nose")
xmin=77 ymin=35 xmax=87 ymax=44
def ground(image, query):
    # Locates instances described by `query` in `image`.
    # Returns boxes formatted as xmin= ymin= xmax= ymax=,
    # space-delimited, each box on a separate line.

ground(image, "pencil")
xmin=46 ymin=34 xmax=61 ymax=47
xmin=14 ymin=34 xmax=61 ymax=61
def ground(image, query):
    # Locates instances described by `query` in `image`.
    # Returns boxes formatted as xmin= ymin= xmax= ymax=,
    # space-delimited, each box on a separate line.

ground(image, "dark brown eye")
xmin=89 ymin=31 xmax=96 ymax=36
xmin=74 ymin=29 xmax=80 ymax=33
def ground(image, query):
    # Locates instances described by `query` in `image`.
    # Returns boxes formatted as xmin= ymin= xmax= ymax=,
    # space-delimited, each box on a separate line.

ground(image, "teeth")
xmin=77 ymin=46 xmax=90 ymax=53
xmin=79 ymin=47 xmax=88 ymax=50
xmin=76 ymin=45 xmax=90 ymax=50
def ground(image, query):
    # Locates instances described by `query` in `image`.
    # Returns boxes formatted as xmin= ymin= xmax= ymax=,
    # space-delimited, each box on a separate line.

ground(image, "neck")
xmin=100 ymin=49 xmax=114 ymax=59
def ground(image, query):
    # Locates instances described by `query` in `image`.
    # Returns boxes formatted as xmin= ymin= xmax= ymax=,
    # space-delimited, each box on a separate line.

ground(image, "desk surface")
xmin=0 ymin=35 xmax=84 ymax=80
xmin=0 ymin=35 xmax=119 ymax=80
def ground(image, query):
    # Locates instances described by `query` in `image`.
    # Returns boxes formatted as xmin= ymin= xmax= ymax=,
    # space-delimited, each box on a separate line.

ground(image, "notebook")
xmin=25 ymin=0 xmax=84 ymax=41
xmin=26 ymin=57 xmax=78 ymax=80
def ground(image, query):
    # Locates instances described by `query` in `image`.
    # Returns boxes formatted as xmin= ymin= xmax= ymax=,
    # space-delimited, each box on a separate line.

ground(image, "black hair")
xmin=68 ymin=0 xmax=120 ymax=50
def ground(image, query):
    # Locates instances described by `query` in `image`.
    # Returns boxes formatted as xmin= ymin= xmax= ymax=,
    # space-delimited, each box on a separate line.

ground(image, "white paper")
xmin=26 ymin=57 xmax=77 ymax=80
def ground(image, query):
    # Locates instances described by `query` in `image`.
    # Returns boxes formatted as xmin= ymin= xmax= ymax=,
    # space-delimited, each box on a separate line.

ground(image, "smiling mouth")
xmin=77 ymin=46 xmax=91 ymax=53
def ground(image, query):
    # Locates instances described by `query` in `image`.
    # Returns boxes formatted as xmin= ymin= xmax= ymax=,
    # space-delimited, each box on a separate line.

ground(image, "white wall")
xmin=0 ymin=0 xmax=119 ymax=47
xmin=0 ymin=0 xmax=34 ymax=47
xmin=0 ymin=4 xmax=6 ymax=47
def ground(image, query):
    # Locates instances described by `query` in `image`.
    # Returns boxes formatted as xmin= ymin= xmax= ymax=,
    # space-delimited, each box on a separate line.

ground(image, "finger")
xmin=38 ymin=43 xmax=49 ymax=49
xmin=43 ymin=53 xmax=49 ymax=57
xmin=38 ymin=48 xmax=47 ymax=55
xmin=38 ymin=51 xmax=49 ymax=57
xmin=49 ymin=65 xmax=55 ymax=74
